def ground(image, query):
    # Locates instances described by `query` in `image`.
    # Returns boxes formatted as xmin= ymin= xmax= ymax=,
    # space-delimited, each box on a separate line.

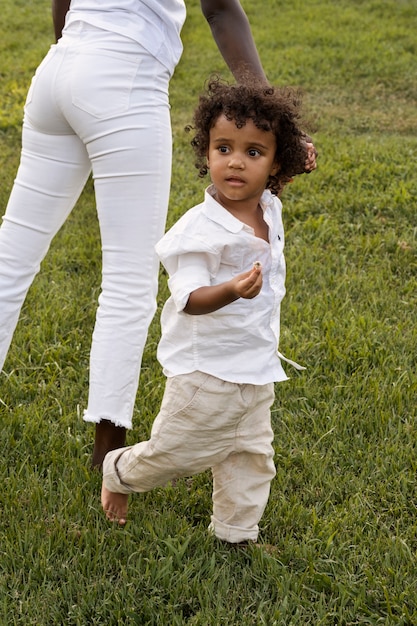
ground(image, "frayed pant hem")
xmin=83 ymin=411 xmax=132 ymax=429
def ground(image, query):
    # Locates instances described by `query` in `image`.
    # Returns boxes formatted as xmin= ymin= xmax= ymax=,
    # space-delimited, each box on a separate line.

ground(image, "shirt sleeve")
xmin=156 ymin=231 xmax=221 ymax=312
xmin=168 ymin=252 xmax=218 ymax=312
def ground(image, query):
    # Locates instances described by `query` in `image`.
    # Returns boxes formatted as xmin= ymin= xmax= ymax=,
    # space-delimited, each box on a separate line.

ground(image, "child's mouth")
xmin=226 ymin=176 xmax=245 ymax=186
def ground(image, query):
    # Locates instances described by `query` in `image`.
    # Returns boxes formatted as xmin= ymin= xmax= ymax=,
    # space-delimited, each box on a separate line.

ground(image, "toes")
xmin=105 ymin=508 xmax=127 ymax=525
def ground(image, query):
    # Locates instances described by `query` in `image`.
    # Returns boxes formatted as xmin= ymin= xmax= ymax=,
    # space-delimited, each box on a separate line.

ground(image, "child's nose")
xmin=228 ymin=154 xmax=245 ymax=169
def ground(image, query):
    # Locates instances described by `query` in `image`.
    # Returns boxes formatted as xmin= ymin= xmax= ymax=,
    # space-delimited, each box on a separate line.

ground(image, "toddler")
xmin=101 ymin=78 xmax=315 ymax=544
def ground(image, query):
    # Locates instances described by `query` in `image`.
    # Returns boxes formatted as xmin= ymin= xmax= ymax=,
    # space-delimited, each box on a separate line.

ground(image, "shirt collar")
xmin=202 ymin=185 xmax=276 ymax=233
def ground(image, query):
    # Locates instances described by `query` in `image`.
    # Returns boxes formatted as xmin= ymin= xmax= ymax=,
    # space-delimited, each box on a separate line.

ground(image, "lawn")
xmin=1 ymin=1 xmax=416 ymax=624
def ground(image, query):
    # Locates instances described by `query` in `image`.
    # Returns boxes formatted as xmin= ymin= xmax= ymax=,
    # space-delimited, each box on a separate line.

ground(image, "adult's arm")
xmin=200 ymin=0 xmax=268 ymax=84
xmin=52 ymin=0 xmax=71 ymax=42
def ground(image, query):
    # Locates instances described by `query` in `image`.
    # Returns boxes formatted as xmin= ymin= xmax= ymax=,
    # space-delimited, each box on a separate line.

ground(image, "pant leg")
xmin=103 ymin=372 xmax=249 ymax=494
xmin=83 ymin=86 xmax=172 ymax=428
xmin=210 ymin=383 xmax=276 ymax=543
xmin=56 ymin=28 xmax=173 ymax=428
xmin=0 ymin=48 xmax=91 ymax=371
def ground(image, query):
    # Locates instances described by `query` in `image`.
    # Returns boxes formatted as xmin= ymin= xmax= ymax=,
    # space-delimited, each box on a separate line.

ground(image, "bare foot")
xmin=92 ymin=420 xmax=126 ymax=469
xmin=101 ymin=482 xmax=128 ymax=526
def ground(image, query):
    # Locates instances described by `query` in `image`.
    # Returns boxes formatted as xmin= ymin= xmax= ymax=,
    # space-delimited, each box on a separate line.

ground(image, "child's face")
xmin=206 ymin=114 xmax=279 ymax=212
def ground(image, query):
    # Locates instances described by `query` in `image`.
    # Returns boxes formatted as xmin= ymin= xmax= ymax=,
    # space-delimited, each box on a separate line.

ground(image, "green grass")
xmin=1 ymin=0 xmax=417 ymax=623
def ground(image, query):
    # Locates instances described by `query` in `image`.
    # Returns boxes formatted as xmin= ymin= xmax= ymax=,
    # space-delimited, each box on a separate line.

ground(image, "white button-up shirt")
xmin=156 ymin=186 xmax=291 ymax=385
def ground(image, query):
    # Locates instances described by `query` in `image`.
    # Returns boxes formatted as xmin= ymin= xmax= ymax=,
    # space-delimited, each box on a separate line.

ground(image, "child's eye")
xmin=248 ymin=148 xmax=261 ymax=157
xmin=218 ymin=146 xmax=229 ymax=154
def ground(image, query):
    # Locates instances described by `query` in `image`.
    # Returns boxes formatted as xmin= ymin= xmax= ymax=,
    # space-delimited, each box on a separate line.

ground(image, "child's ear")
xmin=270 ymin=161 xmax=280 ymax=176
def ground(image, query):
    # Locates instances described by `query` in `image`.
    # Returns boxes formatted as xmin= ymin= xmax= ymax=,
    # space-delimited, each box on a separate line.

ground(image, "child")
xmin=101 ymin=78 xmax=316 ymax=544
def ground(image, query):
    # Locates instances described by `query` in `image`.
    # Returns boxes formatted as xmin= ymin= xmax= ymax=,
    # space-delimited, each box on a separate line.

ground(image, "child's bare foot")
xmin=92 ymin=420 xmax=126 ymax=469
xmin=101 ymin=482 xmax=128 ymax=526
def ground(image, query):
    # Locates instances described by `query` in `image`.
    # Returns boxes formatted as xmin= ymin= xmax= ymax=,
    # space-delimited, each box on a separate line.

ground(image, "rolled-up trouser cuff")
xmin=102 ymin=447 xmax=136 ymax=494
xmin=208 ymin=518 xmax=259 ymax=544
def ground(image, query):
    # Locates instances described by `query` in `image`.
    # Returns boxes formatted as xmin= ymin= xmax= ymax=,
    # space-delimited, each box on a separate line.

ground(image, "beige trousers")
xmin=103 ymin=371 xmax=276 ymax=543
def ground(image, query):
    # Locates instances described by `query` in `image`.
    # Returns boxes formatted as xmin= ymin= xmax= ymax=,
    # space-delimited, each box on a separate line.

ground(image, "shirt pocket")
xmin=214 ymin=245 xmax=244 ymax=281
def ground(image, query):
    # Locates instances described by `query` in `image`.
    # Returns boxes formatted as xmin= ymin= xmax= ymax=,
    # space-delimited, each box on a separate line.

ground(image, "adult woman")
xmin=0 ymin=0 xmax=317 ymax=467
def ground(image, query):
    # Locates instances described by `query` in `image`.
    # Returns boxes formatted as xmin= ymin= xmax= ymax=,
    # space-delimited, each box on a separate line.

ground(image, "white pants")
xmin=0 ymin=25 xmax=172 ymax=428
xmin=103 ymin=372 xmax=277 ymax=543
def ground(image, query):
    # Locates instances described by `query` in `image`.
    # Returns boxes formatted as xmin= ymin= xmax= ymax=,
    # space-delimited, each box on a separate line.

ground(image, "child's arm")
xmin=184 ymin=265 xmax=262 ymax=315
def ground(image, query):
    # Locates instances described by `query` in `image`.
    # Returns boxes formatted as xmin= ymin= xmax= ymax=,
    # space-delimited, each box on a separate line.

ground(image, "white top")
xmin=64 ymin=0 xmax=186 ymax=76
xmin=156 ymin=186 xmax=291 ymax=385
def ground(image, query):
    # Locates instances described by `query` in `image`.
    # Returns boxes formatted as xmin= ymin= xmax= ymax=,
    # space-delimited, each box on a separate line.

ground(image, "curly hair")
xmin=188 ymin=77 xmax=308 ymax=195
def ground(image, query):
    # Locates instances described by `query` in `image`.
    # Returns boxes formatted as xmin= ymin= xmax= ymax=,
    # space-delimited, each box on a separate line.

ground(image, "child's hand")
xmin=231 ymin=264 xmax=263 ymax=299
xmin=184 ymin=263 xmax=263 ymax=314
